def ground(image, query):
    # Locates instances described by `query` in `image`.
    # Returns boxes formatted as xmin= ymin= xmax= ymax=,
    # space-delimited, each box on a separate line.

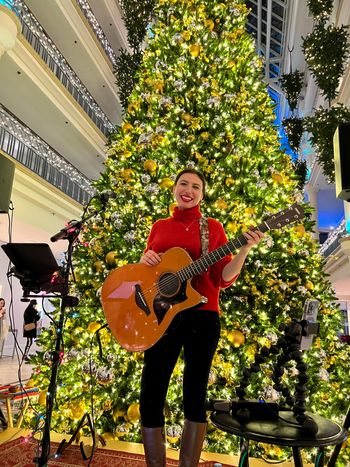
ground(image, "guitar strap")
xmin=199 ymin=217 xmax=209 ymax=256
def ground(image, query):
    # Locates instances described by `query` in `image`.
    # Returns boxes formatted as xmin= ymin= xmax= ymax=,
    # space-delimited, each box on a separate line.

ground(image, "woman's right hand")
xmin=140 ymin=250 xmax=162 ymax=266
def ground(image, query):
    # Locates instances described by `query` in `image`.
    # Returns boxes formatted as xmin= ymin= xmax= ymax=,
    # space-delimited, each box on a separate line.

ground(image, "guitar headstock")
xmin=263 ymin=204 xmax=305 ymax=231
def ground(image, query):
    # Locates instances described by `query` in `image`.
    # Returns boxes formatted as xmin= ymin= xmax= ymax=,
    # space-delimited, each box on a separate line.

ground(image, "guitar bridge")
xmin=135 ymin=284 xmax=150 ymax=316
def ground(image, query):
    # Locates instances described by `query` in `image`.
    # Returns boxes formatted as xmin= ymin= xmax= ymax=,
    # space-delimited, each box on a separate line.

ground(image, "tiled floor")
xmin=0 ymin=356 xmax=33 ymax=386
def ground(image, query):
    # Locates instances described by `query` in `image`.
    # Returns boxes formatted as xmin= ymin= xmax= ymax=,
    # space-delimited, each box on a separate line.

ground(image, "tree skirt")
xmin=0 ymin=437 xmax=232 ymax=466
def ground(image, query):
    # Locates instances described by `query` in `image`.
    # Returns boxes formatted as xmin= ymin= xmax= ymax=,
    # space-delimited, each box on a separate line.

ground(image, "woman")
xmin=139 ymin=169 xmax=264 ymax=466
xmin=0 ymin=298 xmax=8 ymax=355
xmin=23 ymin=299 xmax=40 ymax=360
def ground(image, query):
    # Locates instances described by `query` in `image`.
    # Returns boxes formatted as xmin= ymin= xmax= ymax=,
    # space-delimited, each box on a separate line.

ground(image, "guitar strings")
xmin=137 ymin=211 xmax=302 ymax=303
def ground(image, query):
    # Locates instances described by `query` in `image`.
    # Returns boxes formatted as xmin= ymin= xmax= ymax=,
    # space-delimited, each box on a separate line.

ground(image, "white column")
xmin=0 ymin=6 xmax=20 ymax=59
xmin=305 ymin=182 xmax=319 ymax=239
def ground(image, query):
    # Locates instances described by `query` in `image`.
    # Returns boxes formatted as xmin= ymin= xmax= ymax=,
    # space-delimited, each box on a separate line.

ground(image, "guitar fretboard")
xmin=176 ymin=223 xmax=270 ymax=282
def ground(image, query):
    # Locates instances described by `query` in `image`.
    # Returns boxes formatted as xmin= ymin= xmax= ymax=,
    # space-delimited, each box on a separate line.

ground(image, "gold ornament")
xmin=160 ymin=178 xmax=174 ymax=189
xmin=38 ymin=391 xmax=47 ymax=406
xmin=169 ymin=202 xmax=177 ymax=215
xmin=225 ymin=177 xmax=235 ymax=186
xmin=181 ymin=113 xmax=192 ymax=123
xmin=127 ymin=403 xmax=141 ymax=422
xmin=154 ymin=80 xmax=164 ymax=93
xmin=105 ymin=251 xmax=118 ymax=267
xmin=226 ymin=221 xmax=238 ymax=234
xmin=245 ymin=207 xmax=256 ymax=215
xmin=271 ymin=172 xmax=283 ymax=183
xmin=122 ymin=122 xmax=133 ymax=132
xmin=93 ymin=260 xmax=104 ymax=273
xmin=122 ymin=149 xmax=132 ymax=158
xmin=215 ymin=199 xmax=228 ymax=210
xmin=102 ymin=432 xmax=115 ymax=442
xmin=115 ymin=423 xmax=129 ymax=438
xmin=204 ymin=19 xmax=215 ymax=30
xmin=69 ymin=400 xmax=86 ymax=420
xmin=189 ymin=44 xmax=201 ymax=57
xmin=294 ymin=225 xmax=306 ymax=237
xmin=103 ymin=400 xmax=113 ymax=411
xmin=112 ymin=405 xmax=125 ymax=422
xmin=182 ymin=30 xmax=191 ymax=41
xmin=87 ymin=321 xmax=101 ymax=334
xmin=120 ymin=169 xmax=134 ymax=182
xmin=144 ymin=159 xmax=157 ymax=172
xmin=227 ymin=330 xmax=245 ymax=347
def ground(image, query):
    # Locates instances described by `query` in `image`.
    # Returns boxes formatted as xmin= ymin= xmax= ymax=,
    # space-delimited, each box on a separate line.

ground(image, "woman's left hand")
xmin=242 ymin=228 xmax=265 ymax=249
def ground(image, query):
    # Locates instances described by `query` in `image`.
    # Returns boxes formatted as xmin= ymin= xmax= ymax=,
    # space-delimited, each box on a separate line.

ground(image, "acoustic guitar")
xmin=101 ymin=204 xmax=304 ymax=352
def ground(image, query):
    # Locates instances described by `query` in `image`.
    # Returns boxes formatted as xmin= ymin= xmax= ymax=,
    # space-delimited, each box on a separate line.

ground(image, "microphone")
xmin=50 ymin=220 xmax=81 ymax=242
xmin=99 ymin=190 xmax=116 ymax=204
xmin=50 ymin=191 xmax=115 ymax=242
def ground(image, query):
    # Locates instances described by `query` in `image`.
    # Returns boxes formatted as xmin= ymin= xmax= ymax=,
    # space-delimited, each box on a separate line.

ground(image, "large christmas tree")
xmin=27 ymin=0 xmax=350 ymax=463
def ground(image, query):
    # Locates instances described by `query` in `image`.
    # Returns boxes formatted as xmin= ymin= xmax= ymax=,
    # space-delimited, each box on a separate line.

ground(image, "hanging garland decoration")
xmin=292 ymin=159 xmax=308 ymax=190
xmin=307 ymin=0 xmax=334 ymax=23
xmin=302 ymin=23 xmax=350 ymax=103
xmin=279 ymin=71 xmax=304 ymax=112
xmin=114 ymin=0 xmax=156 ymax=111
xmin=304 ymin=104 xmax=350 ymax=183
xmin=115 ymin=50 xmax=143 ymax=111
xmin=282 ymin=117 xmax=304 ymax=153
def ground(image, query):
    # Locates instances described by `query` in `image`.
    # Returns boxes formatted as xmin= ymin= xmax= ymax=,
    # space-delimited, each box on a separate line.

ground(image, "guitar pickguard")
xmin=153 ymin=281 xmax=188 ymax=324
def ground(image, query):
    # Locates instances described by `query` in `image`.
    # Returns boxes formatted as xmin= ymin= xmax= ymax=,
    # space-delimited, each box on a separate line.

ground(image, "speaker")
xmin=0 ymin=154 xmax=15 ymax=213
xmin=333 ymin=123 xmax=350 ymax=201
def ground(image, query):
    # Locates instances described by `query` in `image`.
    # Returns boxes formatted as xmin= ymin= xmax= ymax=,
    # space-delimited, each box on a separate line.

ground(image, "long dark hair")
xmin=174 ymin=169 xmax=206 ymax=197
xmin=24 ymin=299 xmax=37 ymax=314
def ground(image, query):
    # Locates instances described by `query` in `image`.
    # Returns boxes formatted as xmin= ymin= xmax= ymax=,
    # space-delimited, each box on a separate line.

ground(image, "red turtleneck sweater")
xmin=145 ymin=205 xmax=237 ymax=313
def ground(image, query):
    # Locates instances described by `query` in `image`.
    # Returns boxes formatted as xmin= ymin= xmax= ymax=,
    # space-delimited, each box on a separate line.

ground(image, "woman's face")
xmin=173 ymin=173 xmax=203 ymax=210
xmin=0 ymin=299 xmax=5 ymax=308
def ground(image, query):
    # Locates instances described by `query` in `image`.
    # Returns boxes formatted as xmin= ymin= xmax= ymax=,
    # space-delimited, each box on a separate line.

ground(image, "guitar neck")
xmin=177 ymin=222 xmax=270 ymax=281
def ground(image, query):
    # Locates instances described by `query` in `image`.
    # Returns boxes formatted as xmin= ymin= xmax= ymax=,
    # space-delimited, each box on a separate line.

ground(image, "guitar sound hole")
xmin=158 ymin=272 xmax=181 ymax=297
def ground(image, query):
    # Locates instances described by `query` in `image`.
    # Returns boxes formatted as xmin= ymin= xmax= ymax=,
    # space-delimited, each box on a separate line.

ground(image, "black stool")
xmin=211 ymin=410 xmax=348 ymax=467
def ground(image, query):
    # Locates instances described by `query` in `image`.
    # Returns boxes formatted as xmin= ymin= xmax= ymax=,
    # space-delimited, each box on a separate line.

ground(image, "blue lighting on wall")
xmin=346 ymin=216 xmax=350 ymax=234
xmin=0 ymin=0 xmax=13 ymax=7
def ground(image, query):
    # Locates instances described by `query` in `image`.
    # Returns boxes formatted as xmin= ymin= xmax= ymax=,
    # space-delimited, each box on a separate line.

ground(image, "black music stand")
xmin=1 ymin=243 xmax=63 ymax=297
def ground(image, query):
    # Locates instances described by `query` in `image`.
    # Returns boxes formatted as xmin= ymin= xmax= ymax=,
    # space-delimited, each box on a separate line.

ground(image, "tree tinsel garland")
xmin=307 ymin=0 xmax=334 ymax=23
xmin=282 ymin=117 xmax=304 ymax=153
xmin=279 ymin=71 xmax=304 ymax=111
xmin=302 ymin=23 xmax=350 ymax=103
xmin=304 ymin=104 xmax=350 ymax=183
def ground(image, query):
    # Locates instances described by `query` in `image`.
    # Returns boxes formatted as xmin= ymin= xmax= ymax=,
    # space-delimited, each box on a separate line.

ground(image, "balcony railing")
xmin=8 ymin=0 xmax=114 ymax=137
xmin=0 ymin=105 xmax=93 ymax=205
xmin=319 ymin=219 xmax=346 ymax=258
xmin=76 ymin=0 xmax=117 ymax=67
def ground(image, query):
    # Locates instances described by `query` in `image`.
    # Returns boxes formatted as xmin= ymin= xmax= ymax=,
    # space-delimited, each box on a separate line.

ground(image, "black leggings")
xmin=24 ymin=337 xmax=33 ymax=357
xmin=140 ymin=308 xmax=220 ymax=428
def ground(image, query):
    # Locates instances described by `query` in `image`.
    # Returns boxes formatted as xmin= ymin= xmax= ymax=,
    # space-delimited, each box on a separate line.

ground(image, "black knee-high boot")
xmin=179 ymin=419 xmax=207 ymax=467
xmin=141 ymin=426 xmax=166 ymax=467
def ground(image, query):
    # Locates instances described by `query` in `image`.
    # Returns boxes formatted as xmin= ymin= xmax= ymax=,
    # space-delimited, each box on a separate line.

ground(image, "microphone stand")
xmin=36 ymin=206 xmax=102 ymax=466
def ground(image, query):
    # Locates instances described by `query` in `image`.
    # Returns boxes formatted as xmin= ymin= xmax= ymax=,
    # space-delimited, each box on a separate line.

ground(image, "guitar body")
xmin=101 ymin=247 xmax=203 ymax=352
xmin=101 ymin=204 xmax=305 ymax=352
